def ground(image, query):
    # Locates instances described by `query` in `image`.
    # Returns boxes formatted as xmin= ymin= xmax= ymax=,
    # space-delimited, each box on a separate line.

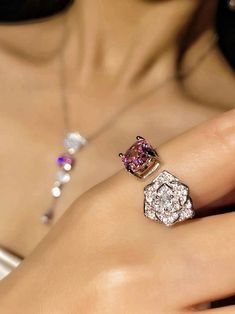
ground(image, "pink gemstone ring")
xmin=119 ymin=136 xmax=160 ymax=179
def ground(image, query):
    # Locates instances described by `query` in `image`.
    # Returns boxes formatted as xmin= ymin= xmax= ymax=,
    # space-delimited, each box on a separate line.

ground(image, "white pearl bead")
xmin=51 ymin=186 xmax=61 ymax=198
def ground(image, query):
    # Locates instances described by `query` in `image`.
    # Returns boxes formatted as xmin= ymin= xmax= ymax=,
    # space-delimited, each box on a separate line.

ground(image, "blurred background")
xmin=0 ymin=0 xmax=233 ymax=69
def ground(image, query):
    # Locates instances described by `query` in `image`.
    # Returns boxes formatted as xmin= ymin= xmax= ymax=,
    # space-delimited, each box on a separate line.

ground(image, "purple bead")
xmin=57 ymin=154 xmax=74 ymax=167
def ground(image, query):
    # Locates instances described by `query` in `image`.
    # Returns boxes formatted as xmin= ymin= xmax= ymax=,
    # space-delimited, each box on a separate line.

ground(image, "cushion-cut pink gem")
xmin=121 ymin=137 xmax=157 ymax=175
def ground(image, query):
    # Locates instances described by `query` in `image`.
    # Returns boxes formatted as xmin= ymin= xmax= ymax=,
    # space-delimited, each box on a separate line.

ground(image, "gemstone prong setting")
xmin=120 ymin=137 xmax=160 ymax=179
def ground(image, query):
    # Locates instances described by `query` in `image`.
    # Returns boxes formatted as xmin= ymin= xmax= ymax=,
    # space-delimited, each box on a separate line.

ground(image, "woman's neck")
xmin=73 ymin=0 xmax=235 ymax=107
xmin=70 ymin=0 xmax=202 ymax=86
xmin=0 ymin=0 xmax=234 ymax=108
xmin=0 ymin=1 xmax=205 ymax=84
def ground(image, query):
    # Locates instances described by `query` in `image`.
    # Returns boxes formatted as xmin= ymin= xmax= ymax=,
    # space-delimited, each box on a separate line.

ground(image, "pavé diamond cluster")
xmin=144 ymin=171 xmax=194 ymax=226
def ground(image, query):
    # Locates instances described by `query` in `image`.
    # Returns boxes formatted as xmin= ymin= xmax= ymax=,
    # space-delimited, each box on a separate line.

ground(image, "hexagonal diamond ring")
xmin=144 ymin=170 xmax=195 ymax=226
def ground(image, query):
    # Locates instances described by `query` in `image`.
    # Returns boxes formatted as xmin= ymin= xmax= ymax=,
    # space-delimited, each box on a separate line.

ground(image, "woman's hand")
xmin=1 ymin=110 xmax=235 ymax=314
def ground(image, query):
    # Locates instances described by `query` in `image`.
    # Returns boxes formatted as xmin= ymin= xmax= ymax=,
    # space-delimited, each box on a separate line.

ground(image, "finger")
xmin=150 ymin=110 xmax=235 ymax=304
xmin=116 ymin=109 xmax=235 ymax=212
xmin=154 ymin=110 xmax=235 ymax=304
xmin=112 ymin=109 xmax=235 ymax=305
xmin=157 ymin=108 xmax=235 ymax=209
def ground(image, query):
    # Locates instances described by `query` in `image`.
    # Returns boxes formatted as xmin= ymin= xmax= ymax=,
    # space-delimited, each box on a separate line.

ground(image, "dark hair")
xmin=0 ymin=0 xmax=234 ymax=68
xmin=216 ymin=0 xmax=235 ymax=68
xmin=0 ymin=0 xmax=73 ymax=22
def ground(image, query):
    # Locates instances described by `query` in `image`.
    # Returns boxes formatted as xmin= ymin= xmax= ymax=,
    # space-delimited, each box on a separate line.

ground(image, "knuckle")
xmin=206 ymin=110 xmax=235 ymax=153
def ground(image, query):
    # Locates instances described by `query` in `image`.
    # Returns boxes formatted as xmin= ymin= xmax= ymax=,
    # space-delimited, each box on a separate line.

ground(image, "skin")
xmin=1 ymin=109 xmax=235 ymax=313
xmin=0 ymin=0 xmax=235 ymax=257
xmin=0 ymin=0 xmax=234 ymax=311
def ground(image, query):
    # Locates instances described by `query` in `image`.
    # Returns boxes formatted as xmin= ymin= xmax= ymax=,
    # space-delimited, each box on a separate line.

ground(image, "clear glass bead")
xmin=57 ymin=170 xmax=71 ymax=184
